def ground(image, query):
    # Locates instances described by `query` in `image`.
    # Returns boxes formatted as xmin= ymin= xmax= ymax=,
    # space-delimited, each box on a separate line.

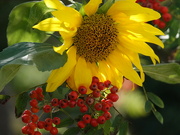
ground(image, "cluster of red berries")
xmin=21 ymin=87 xmax=60 ymax=135
xmin=136 ymin=0 xmax=172 ymax=29
xmin=76 ymin=76 xmax=119 ymax=128
xmin=21 ymin=76 xmax=120 ymax=134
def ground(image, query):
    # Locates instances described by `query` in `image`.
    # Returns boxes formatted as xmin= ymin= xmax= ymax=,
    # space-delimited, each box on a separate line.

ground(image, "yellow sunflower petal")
xmin=107 ymin=50 xmax=143 ymax=86
xmin=53 ymin=39 xmax=73 ymax=55
xmin=74 ymin=57 xmax=92 ymax=93
xmin=98 ymin=60 xmax=111 ymax=81
xmin=44 ymin=0 xmax=64 ymax=10
xmin=84 ymin=0 xmax=102 ymax=16
xmin=33 ymin=18 xmax=62 ymax=31
xmin=46 ymin=46 xmax=77 ymax=92
xmin=108 ymin=1 xmax=160 ymax=22
xmin=117 ymin=45 xmax=145 ymax=82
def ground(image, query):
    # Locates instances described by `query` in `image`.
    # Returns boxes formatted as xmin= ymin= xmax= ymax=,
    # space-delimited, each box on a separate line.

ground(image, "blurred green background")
xmin=0 ymin=0 xmax=180 ymax=135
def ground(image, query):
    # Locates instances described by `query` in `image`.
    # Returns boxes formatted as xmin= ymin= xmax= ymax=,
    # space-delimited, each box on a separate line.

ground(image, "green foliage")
xmin=142 ymin=63 xmax=180 ymax=84
xmin=0 ymin=94 xmax=11 ymax=104
xmin=0 ymin=64 xmax=21 ymax=92
xmin=145 ymin=100 xmax=153 ymax=113
xmin=0 ymin=42 xmax=67 ymax=92
xmin=15 ymin=91 xmax=29 ymax=118
xmin=7 ymin=1 xmax=53 ymax=46
xmin=57 ymin=118 xmax=75 ymax=128
xmin=153 ymin=110 xmax=164 ymax=124
xmin=147 ymin=92 xmax=164 ymax=108
xmin=63 ymin=127 xmax=81 ymax=135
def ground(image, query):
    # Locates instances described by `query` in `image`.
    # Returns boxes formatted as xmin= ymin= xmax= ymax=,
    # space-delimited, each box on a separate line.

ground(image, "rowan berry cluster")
xmin=21 ymin=87 xmax=60 ymax=135
xmin=21 ymin=76 xmax=120 ymax=134
xmin=136 ymin=0 xmax=172 ymax=29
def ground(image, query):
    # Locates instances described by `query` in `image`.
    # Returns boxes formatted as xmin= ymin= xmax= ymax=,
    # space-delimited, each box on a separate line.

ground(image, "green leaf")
xmin=0 ymin=64 xmax=21 ymax=92
xmin=15 ymin=92 xmax=29 ymax=118
xmin=111 ymin=114 xmax=123 ymax=134
xmin=145 ymin=100 xmax=153 ymax=113
xmin=0 ymin=95 xmax=11 ymax=104
xmin=169 ymin=19 xmax=180 ymax=38
xmin=7 ymin=1 xmax=53 ymax=45
xmin=0 ymin=42 xmax=67 ymax=71
xmin=63 ymin=127 xmax=81 ymax=135
xmin=153 ymin=110 xmax=164 ymax=124
xmin=147 ymin=92 xmax=164 ymax=108
xmin=99 ymin=120 xmax=111 ymax=135
xmin=56 ymin=118 xmax=74 ymax=128
xmin=119 ymin=120 xmax=128 ymax=135
xmin=142 ymin=63 xmax=180 ymax=84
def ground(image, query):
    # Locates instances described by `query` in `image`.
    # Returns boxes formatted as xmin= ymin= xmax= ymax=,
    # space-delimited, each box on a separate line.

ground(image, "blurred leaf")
xmin=111 ymin=114 xmax=123 ymax=134
xmin=0 ymin=42 xmax=67 ymax=71
xmin=142 ymin=63 xmax=180 ymax=84
xmin=99 ymin=120 xmax=111 ymax=135
xmin=145 ymin=100 xmax=153 ymax=113
xmin=7 ymin=1 xmax=53 ymax=45
xmin=15 ymin=92 xmax=29 ymax=118
xmin=147 ymin=92 xmax=164 ymax=108
xmin=57 ymin=118 xmax=74 ymax=128
xmin=169 ymin=19 xmax=180 ymax=38
xmin=0 ymin=95 xmax=11 ymax=104
xmin=0 ymin=64 xmax=21 ymax=92
xmin=119 ymin=120 xmax=128 ymax=135
xmin=153 ymin=110 xmax=164 ymax=124
xmin=63 ymin=127 xmax=81 ymax=135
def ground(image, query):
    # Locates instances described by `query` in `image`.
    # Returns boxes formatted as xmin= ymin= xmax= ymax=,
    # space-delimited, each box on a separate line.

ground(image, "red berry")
xmin=89 ymin=82 xmax=98 ymax=90
xmin=31 ymin=114 xmax=39 ymax=123
xmin=153 ymin=19 xmax=160 ymax=25
xmin=68 ymin=100 xmax=76 ymax=108
xmin=59 ymin=99 xmax=68 ymax=108
xmin=28 ymin=122 xmax=37 ymax=130
xmin=51 ymin=98 xmax=59 ymax=106
xmin=77 ymin=99 xmax=85 ymax=107
xmin=34 ymin=131 xmax=42 ymax=135
xmin=21 ymin=114 xmax=31 ymax=123
xmin=153 ymin=2 xmax=160 ymax=10
xmin=104 ymin=99 xmax=114 ymax=107
xmin=68 ymin=91 xmax=78 ymax=100
xmin=94 ymin=102 xmax=102 ymax=111
xmin=30 ymin=99 xmax=38 ymax=107
xmin=102 ymin=103 xmax=110 ymax=112
xmin=44 ymin=123 xmax=53 ymax=131
xmin=37 ymin=121 xmax=45 ymax=129
xmin=110 ymin=86 xmax=118 ymax=93
xmin=77 ymin=121 xmax=86 ymax=128
xmin=92 ymin=90 xmax=101 ymax=98
xmin=160 ymin=6 xmax=168 ymax=14
xmin=90 ymin=118 xmax=99 ymax=127
xmin=45 ymin=118 xmax=53 ymax=125
xmin=162 ymin=13 xmax=172 ymax=22
xmin=82 ymin=114 xmax=91 ymax=123
xmin=29 ymin=90 xmax=38 ymax=99
xmin=107 ymin=93 xmax=119 ymax=102
xmin=85 ymin=97 xmax=94 ymax=105
xmin=158 ymin=21 xmax=166 ymax=29
xmin=98 ymin=82 xmax=105 ymax=90
xmin=97 ymin=116 xmax=106 ymax=124
xmin=103 ymin=112 xmax=112 ymax=120
xmin=53 ymin=117 xmax=61 ymax=125
xmin=43 ymin=105 xmax=51 ymax=113
xmin=50 ymin=127 xmax=58 ymax=135
xmin=21 ymin=125 xmax=28 ymax=134
xmin=78 ymin=86 xmax=87 ymax=94
xmin=22 ymin=109 xmax=32 ymax=116
xmin=92 ymin=76 xmax=99 ymax=83
xmin=104 ymin=80 xmax=111 ymax=87
xmin=35 ymin=87 xmax=43 ymax=94
xmin=80 ymin=105 xmax=88 ymax=113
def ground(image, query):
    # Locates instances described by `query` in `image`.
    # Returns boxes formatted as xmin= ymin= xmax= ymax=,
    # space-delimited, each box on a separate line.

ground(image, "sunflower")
xmin=33 ymin=0 xmax=164 ymax=93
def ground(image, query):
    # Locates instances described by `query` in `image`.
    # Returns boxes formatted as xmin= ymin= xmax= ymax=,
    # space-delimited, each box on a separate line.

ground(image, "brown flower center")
xmin=73 ymin=14 xmax=118 ymax=63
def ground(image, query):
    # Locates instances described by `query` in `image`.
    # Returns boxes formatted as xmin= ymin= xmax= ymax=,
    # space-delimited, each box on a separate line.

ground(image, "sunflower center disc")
xmin=73 ymin=14 xmax=118 ymax=63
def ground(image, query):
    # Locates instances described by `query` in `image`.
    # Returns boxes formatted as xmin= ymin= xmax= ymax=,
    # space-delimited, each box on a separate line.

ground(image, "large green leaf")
xmin=63 ymin=127 xmax=81 ymax=135
xmin=0 ymin=64 xmax=21 ymax=92
xmin=7 ymin=1 xmax=53 ymax=45
xmin=142 ymin=63 xmax=180 ymax=84
xmin=0 ymin=42 xmax=67 ymax=92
